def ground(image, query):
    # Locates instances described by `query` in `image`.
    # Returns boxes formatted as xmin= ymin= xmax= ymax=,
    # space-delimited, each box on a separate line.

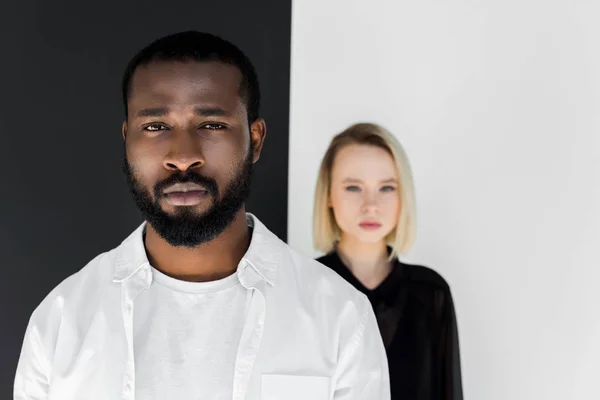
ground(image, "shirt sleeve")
xmin=14 ymin=317 xmax=51 ymax=400
xmin=439 ymin=290 xmax=464 ymax=400
xmin=333 ymin=295 xmax=391 ymax=400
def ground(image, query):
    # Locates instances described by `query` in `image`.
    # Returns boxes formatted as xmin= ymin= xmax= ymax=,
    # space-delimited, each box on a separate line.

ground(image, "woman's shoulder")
xmin=315 ymin=252 xmax=335 ymax=264
xmin=396 ymin=260 xmax=451 ymax=292
xmin=315 ymin=252 xmax=342 ymax=271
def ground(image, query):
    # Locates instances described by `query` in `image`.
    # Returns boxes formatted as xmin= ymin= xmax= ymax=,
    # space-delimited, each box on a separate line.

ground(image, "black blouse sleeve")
xmin=438 ymin=290 xmax=463 ymax=400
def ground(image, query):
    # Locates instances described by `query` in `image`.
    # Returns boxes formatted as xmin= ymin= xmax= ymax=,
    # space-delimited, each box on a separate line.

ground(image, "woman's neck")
xmin=336 ymin=235 xmax=393 ymax=290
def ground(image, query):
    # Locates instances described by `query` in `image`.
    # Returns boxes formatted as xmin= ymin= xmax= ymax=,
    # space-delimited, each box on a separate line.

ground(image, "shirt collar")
xmin=112 ymin=213 xmax=282 ymax=287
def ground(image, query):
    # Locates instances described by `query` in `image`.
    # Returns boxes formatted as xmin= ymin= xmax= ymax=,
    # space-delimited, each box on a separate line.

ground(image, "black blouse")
xmin=317 ymin=251 xmax=463 ymax=400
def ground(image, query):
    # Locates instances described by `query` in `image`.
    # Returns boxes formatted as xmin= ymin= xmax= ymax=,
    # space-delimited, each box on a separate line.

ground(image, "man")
xmin=14 ymin=31 xmax=390 ymax=400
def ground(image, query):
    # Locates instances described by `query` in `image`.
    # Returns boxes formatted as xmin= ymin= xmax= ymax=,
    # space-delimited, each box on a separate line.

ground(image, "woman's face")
xmin=329 ymin=144 xmax=401 ymax=244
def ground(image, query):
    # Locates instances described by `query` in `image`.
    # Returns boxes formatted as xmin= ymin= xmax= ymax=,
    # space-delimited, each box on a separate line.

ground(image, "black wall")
xmin=0 ymin=1 xmax=291 ymax=395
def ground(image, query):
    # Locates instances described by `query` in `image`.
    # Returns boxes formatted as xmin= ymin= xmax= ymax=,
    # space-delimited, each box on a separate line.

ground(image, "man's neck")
xmin=144 ymin=209 xmax=251 ymax=282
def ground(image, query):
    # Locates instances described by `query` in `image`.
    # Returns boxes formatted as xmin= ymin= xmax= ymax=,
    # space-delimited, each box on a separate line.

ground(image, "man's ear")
xmin=249 ymin=118 xmax=267 ymax=163
xmin=121 ymin=121 xmax=128 ymax=140
xmin=121 ymin=121 xmax=128 ymax=141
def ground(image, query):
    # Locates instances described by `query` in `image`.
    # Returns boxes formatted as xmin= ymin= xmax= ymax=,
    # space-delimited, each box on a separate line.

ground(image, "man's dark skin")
xmin=122 ymin=60 xmax=266 ymax=282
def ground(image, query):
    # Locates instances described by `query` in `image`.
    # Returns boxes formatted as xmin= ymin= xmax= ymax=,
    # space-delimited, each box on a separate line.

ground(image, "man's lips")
xmin=163 ymin=182 xmax=208 ymax=194
xmin=163 ymin=183 xmax=210 ymax=206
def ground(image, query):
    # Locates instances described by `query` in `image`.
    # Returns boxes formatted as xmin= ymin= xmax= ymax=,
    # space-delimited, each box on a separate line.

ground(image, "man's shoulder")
xmin=249 ymin=215 xmax=363 ymax=304
xmin=60 ymin=248 xmax=118 ymax=292
xmin=277 ymin=244 xmax=370 ymax=310
xmin=271 ymin=244 xmax=374 ymax=343
xmin=29 ymin=247 xmax=119 ymax=322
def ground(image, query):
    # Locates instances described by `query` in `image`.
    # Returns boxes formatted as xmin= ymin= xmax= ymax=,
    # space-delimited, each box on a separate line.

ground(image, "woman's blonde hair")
xmin=312 ymin=122 xmax=417 ymax=259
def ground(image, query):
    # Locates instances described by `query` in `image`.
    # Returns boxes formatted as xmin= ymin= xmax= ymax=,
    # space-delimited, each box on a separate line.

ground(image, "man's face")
xmin=122 ymin=60 xmax=265 ymax=247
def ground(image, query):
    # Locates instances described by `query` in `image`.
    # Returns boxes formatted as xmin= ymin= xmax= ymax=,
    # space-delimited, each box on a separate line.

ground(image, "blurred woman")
xmin=313 ymin=122 xmax=463 ymax=400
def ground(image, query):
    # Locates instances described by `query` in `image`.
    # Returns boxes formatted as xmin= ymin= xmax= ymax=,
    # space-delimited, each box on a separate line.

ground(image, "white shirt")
xmin=134 ymin=267 xmax=250 ymax=399
xmin=14 ymin=214 xmax=390 ymax=400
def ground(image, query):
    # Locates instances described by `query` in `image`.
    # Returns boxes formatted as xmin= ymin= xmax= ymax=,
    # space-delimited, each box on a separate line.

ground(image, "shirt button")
xmin=123 ymin=381 xmax=132 ymax=394
xmin=125 ymin=302 xmax=133 ymax=313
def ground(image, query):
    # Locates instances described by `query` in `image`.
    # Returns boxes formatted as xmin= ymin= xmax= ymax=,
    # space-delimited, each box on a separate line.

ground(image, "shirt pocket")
xmin=260 ymin=374 xmax=331 ymax=400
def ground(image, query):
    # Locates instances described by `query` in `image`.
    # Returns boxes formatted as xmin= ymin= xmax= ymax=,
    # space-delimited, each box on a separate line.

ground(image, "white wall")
xmin=288 ymin=1 xmax=600 ymax=399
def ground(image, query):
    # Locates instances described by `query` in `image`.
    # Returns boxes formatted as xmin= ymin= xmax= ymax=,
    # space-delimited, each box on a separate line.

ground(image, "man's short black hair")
xmin=122 ymin=31 xmax=260 ymax=124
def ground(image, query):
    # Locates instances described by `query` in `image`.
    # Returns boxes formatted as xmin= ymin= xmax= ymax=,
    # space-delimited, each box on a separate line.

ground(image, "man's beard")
xmin=123 ymin=149 xmax=253 ymax=247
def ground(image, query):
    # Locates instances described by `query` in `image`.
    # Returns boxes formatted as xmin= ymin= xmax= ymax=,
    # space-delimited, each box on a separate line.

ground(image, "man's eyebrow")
xmin=194 ymin=106 xmax=231 ymax=117
xmin=136 ymin=107 xmax=168 ymax=117
xmin=135 ymin=107 xmax=232 ymax=118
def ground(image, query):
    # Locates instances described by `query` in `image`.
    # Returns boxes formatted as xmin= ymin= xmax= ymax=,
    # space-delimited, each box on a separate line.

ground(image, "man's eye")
xmin=144 ymin=124 xmax=167 ymax=132
xmin=202 ymin=123 xmax=226 ymax=130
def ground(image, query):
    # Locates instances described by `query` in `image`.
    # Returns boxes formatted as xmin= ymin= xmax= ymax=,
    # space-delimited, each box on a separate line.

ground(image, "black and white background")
xmin=2 ymin=1 xmax=600 ymax=400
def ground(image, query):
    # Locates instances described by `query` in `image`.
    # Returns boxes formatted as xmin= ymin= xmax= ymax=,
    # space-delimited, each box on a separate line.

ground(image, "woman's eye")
xmin=381 ymin=185 xmax=396 ymax=192
xmin=345 ymin=185 xmax=361 ymax=192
